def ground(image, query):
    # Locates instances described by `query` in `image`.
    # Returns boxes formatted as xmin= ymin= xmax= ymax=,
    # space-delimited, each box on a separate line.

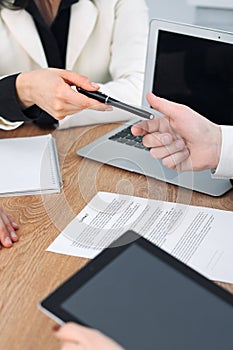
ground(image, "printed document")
xmin=47 ymin=192 xmax=233 ymax=283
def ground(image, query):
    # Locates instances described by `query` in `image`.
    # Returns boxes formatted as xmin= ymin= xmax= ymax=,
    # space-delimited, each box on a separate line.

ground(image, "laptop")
xmin=77 ymin=19 xmax=233 ymax=196
xmin=39 ymin=230 xmax=233 ymax=350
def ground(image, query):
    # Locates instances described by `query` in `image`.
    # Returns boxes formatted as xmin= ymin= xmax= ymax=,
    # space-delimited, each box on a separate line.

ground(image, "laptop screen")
xmin=152 ymin=30 xmax=233 ymax=125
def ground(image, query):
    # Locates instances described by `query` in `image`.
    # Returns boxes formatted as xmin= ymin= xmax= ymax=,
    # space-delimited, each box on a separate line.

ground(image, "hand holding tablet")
xmin=40 ymin=230 xmax=233 ymax=350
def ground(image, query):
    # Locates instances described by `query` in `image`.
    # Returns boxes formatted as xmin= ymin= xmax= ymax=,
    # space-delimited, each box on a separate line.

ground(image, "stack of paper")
xmin=0 ymin=134 xmax=62 ymax=196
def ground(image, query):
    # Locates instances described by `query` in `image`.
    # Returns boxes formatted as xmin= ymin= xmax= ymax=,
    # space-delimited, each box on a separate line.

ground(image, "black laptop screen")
xmin=153 ymin=30 xmax=233 ymax=125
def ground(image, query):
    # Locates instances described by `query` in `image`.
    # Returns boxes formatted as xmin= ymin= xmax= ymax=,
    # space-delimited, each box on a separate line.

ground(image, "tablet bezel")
xmin=39 ymin=230 xmax=233 ymax=325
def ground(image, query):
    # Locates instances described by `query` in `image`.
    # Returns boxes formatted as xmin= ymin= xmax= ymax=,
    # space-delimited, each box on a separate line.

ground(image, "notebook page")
xmin=0 ymin=134 xmax=62 ymax=196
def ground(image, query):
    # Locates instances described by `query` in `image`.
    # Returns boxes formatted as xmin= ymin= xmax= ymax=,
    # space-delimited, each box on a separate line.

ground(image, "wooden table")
xmin=0 ymin=122 xmax=233 ymax=350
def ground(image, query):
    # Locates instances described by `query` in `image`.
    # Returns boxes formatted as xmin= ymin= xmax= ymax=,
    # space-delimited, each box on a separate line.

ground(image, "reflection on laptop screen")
xmin=153 ymin=30 xmax=233 ymax=125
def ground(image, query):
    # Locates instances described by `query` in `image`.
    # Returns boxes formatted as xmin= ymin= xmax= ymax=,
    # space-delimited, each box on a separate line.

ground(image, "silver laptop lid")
xmin=142 ymin=19 xmax=233 ymax=125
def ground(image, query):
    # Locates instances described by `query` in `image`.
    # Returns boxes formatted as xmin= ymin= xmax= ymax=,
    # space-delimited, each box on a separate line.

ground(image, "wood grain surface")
xmin=0 ymin=122 xmax=232 ymax=350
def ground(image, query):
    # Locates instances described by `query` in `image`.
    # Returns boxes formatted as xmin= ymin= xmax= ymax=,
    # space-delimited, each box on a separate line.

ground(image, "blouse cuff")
xmin=0 ymin=117 xmax=24 ymax=130
xmin=212 ymin=125 xmax=233 ymax=179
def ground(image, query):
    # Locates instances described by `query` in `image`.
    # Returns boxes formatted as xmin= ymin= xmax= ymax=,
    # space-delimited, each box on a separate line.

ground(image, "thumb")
xmin=54 ymin=322 xmax=92 ymax=343
xmin=60 ymin=70 xmax=99 ymax=91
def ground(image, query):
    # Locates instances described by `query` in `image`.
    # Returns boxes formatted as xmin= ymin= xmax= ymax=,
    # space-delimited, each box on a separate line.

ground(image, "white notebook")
xmin=0 ymin=134 xmax=63 ymax=197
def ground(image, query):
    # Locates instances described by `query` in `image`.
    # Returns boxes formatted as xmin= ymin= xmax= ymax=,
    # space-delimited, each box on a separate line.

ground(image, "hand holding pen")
xmin=76 ymin=87 xmax=155 ymax=120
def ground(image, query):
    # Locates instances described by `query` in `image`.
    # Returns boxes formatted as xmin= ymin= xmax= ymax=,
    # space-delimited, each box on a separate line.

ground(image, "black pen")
xmin=77 ymin=87 xmax=154 ymax=120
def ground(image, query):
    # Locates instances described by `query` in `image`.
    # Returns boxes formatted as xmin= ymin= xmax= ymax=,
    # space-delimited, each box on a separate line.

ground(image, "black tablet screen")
xmin=61 ymin=244 xmax=233 ymax=350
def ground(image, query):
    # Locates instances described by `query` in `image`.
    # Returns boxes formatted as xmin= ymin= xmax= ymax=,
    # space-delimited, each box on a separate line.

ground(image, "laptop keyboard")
xmin=108 ymin=125 xmax=150 ymax=151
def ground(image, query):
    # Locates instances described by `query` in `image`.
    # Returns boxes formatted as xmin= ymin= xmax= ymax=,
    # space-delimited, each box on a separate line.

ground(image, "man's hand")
xmin=132 ymin=93 xmax=221 ymax=171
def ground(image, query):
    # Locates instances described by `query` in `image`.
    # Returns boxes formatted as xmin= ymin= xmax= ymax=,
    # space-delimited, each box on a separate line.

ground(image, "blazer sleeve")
xmin=58 ymin=0 xmax=149 ymax=129
xmin=0 ymin=74 xmax=28 ymax=127
xmin=211 ymin=125 xmax=233 ymax=179
xmin=0 ymin=74 xmax=57 ymax=129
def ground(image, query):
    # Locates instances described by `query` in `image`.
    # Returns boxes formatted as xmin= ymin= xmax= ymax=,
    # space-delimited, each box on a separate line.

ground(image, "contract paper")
xmin=47 ymin=192 xmax=233 ymax=283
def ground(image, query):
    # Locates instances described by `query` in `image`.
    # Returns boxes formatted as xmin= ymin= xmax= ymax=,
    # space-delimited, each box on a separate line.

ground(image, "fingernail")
xmin=12 ymin=222 xmax=18 ymax=227
xmin=175 ymin=140 xmax=184 ymax=149
xmin=91 ymin=82 xmax=99 ymax=88
xmin=53 ymin=324 xmax=61 ymax=332
xmin=105 ymin=106 xmax=113 ymax=111
xmin=11 ymin=231 xmax=18 ymax=240
xmin=5 ymin=237 xmax=12 ymax=246
xmin=161 ymin=135 xmax=170 ymax=145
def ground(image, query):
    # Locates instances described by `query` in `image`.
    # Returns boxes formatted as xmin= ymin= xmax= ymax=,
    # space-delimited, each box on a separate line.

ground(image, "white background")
xmin=145 ymin=0 xmax=195 ymax=23
xmin=145 ymin=0 xmax=233 ymax=31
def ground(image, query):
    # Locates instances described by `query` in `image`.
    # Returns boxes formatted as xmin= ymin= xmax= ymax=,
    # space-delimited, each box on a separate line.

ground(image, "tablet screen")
xmin=60 ymin=244 xmax=233 ymax=350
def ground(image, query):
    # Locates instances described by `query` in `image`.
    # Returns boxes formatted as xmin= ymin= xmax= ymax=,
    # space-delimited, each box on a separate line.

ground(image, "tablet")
xmin=39 ymin=230 xmax=233 ymax=350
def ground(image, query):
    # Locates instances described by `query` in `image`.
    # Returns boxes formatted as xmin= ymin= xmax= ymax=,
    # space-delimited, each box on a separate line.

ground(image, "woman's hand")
xmin=55 ymin=323 xmax=124 ymax=350
xmin=0 ymin=207 xmax=19 ymax=248
xmin=16 ymin=68 xmax=110 ymax=120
